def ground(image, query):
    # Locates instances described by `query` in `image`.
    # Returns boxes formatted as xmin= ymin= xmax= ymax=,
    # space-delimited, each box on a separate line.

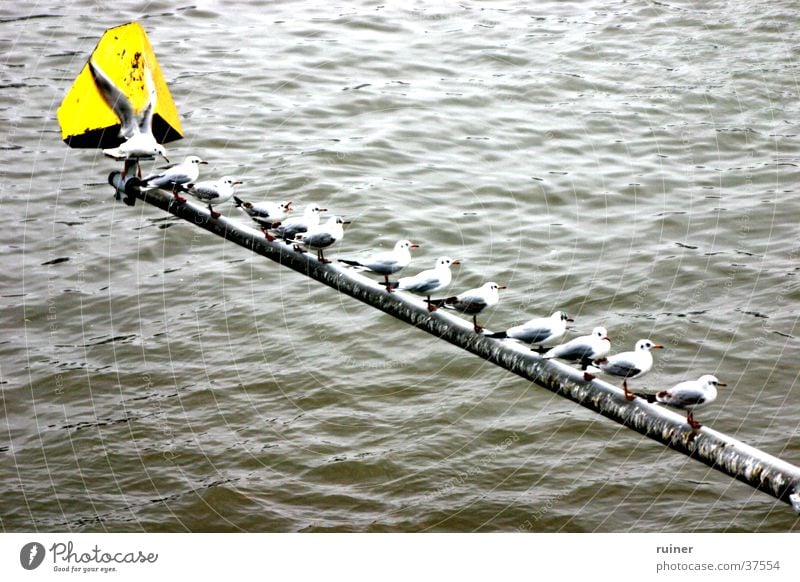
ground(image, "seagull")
xmin=383 ymin=256 xmax=460 ymax=311
xmin=430 ymin=281 xmax=506 ymax=333
xmin=339 ymin=239 xmax=420 ymax=287
xmin=141 ymin=155 xmax=208 ymax=203
xmin=233 ymin=196 xmax=293 ymax=239
xmin=273 ymin=203 xmax=325 ymax=242
xmin=544 ymin=326 xmax=611 ymax=369
xmin=586 ymin=338 xmax=663 ymax=401
xmin=88 ymin=59 xmax=169 ymax=176
xmin=488 ymin=311 xmax=573 ymax=352
xmin=653 ymin=375 xmax=725 ymax=429
xmin=182 ymin=176 xmax=242 ymax=219
xmin=294 ymin=216 xmax=348 ymax=263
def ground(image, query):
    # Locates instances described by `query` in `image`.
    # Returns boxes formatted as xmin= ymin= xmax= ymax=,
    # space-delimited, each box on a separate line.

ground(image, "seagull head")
xmin=592 ymin=326 xmax=610 ymax=341
xmin=699 ymin=374 xmax=726 ymax=388
xmin=483 ymin=282 xmax=506 ymax=292
xmin=185 ymin=155 xmax=208 ymax=166
xmin=307 ymin=204 xmax=326 ymax=216
xmin=635 ymin=339 xmax=663 ymax=352
xmin=554 ymin=311 xmax=574 ymax=323
xmin=396 ymin=239 xmax=419 ymax=251
xmin=436 ymin=256 xmax=459 ymax=269
xmin=152 ymin=144 xmax=169 ymax=163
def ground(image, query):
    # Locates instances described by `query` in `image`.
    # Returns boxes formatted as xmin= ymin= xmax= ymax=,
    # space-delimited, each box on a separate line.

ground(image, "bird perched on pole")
xmin=339 ymin=239 xmax=420 ymax=287
xmin=294 ymin=216 xmax=349 ymax=264
xmin=586 ymin=338 xmax=663 ymax=401
xmin=650 ymin=374 xmax=725 ymax=429
xmin=233 ymin=196 xmax=293 ymax=238
xmin=382 ymin=256 xmax=460 ymax=311
xmin=430 ymin=281 xmax=506 ymax=333
xmin=544 ymin=326 xmax=611 ymax=369
xmin=182 ymin=176 xmax=242 ymax=219
xmin=488 ymin=311 xmax=573 ymax=352
xmin=140 ymin=155 xmax=207 ymax=202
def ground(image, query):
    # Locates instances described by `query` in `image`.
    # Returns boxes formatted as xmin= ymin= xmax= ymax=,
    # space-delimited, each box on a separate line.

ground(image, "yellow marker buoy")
xmin=57 ymin=22 xmax=183 ymax=149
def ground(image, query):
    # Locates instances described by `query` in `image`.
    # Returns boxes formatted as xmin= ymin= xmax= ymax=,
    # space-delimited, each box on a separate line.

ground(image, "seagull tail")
xmin=487 ymin=330 xmax=508 ymax=339
xmin=379 ymin=281 xmax=398 ymax=290
xmin=428 ymin=298 xmax=448 ymax=309
xmin=233 ymin=195 xmax=246 ymax=208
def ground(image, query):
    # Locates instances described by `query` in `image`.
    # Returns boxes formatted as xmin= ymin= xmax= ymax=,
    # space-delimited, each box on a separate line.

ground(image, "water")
xmin=2 ymin=0 xmax=799 ymax=532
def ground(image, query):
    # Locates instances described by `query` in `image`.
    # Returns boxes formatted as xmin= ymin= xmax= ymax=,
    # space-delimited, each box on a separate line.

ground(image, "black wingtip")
xmin=634 ymin=393 xmax=658 ymax=403
xmin=338 ymin=259 xmax=362 ymax=268
xmin=487 ymin=331 xmax=507 ymax=339
xmin=233 ymin=195 xmax=245 ymax=207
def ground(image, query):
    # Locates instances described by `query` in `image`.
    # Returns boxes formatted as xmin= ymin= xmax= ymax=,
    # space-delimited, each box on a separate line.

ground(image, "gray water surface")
xmin=1 ymin=1 xmax=799 ymax=532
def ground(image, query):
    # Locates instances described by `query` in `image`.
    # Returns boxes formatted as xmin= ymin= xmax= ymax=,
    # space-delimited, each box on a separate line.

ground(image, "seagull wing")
xmin=660 ymin=389 xmax=707 ymax=408
xmin=138 ymin=66 xmax=157 ymax=135
xmin=548 ymin=343 xmax=593 ymax=361
xmin=447 ymin=293 xmax=488 ymax=314
xmin=89 ymin=60 xmax=136 ymax=138
xmin=600 ymin=356 xmax=642 ymax=378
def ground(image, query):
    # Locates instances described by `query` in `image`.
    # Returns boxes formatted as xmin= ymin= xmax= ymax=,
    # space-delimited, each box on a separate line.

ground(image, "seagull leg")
xmin=384 ymin=274 xmax=393 ymax=292
xmin=687 ymin=412 xmax=702 ymax=429
xmin=208 ymin=204 xmax=221 ymax=219
xmin=623 ymin=380 xmax=636 ymax=401
xmin=259 ymin=226 xmax=276 ymax=241
xmin=172 ymin=185 xmax=186 ymax=204
xmin=318 ymin=249 xmax=331 ymax=264
xmin=473 ymin=315 xmax=483 ymax=333
xmin=427 ymin=296 xmax=437 ymax=312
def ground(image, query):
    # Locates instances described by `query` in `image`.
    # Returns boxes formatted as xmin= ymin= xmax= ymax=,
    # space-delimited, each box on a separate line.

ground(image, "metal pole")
xmin=112 ymin=172 xmax=800 ymax=513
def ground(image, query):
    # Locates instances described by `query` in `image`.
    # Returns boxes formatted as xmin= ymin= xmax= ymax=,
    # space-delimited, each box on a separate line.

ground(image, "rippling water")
xmin=2 ymin=1 xmax=799 ymax=532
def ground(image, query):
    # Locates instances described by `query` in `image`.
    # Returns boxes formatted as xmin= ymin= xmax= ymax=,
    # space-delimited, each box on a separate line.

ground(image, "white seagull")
xmin=183 ymin=176 xmax=242 ymax=219
xmin=431 ymin=281 xmax=506 ymax=333
xmin=141 ymin=155 xmax=208 ymax=202
xmin=544 ymin=326 xmax=611 ymax=369
xmin=384 ymin=256 xmax=460 ymax=311
xmin=233 ymin=196 xmax=293 ymax=238
xmin=339 ymin=239 xmax=420 ymax=287
xmin=274 ymin=203 xmax=325 ymax=242
xmin=586 ymin=338 xmax=663 ymax=400
xmin=88 ymin=59 xmax=169 ymax=175
xmin=294 ymin=216 xmax=348 ymax=263
xmin=489 ymin=311 xmax=573 ymax=351
xmin=653 ymin=374 xmax=725 ymax=429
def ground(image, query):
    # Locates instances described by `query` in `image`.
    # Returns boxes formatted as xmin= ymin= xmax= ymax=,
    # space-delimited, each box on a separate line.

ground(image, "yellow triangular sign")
xmin=57 ymin=21 xmax=183 ymax=148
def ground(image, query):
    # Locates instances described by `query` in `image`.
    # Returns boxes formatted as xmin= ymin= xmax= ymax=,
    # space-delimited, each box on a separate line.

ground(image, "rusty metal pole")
xmin=111 ymin=173 xmax=800 ymax=513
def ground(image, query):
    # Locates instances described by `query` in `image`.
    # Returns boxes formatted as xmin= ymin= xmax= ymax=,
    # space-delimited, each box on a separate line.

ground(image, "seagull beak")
xmin=319 ymin=208 xmax=328 ymax=212
xmin=603 ymin=336 xmax=611 ymax=341
xmin=718 ymin=382 xmax=727 ymax=387
xmin=497 ymin=284 xmax=507 ymax=290
xmin=286 ymin=201 xmax=293 ymax=211
xmin=162 ymin=154 xmax=170 ymax=163
xmin=234 ymin=181 xmax=243 ymax=185
xmin=410 ymin=243 xmax=420 ymax=248
xmin=653 ymin=344 xmax=664 ymax=349
xmin=567 ymin=317 xmax=575 ymax=322
xmin=200 ymin=160 xmax=209 ymax=165
xmin=451 ymin=259 xmax=462 ymax=265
